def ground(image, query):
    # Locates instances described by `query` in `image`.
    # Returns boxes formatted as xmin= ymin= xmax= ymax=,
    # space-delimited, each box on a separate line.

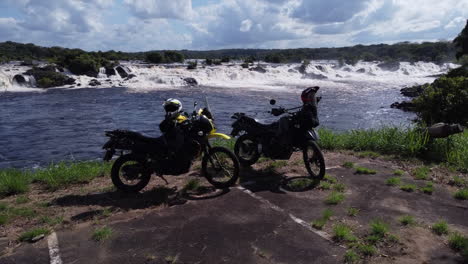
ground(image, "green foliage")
xmin=323 ymin=174 xmax=337 ymax=184
xmin=18 ymin=227 xmax=50 ymax=242
xmin=454 ymin=19 xmax=468 ymax=60
xmin=333 ymin=224 xmax=357 ymax=242
xmin=449 ymin=176 xmax=467 ymax=187
xmin=357 ymin=151 xmax=380 ymax=158
xmin=454 ymin=188 xmax=468 ymax=200
xmin=67 ymin=53 xmax=99 ymax=76
xmin=325 ymin=191 xmax=345 ymax=205
xmin=355 ymin=244 xmax=377 ymax=256
xmin=164 ymin=51 xmax=184 ymax=63
xmin=15 ymin=196 xmax=30 ymax=204
xmin=414 ymin=76 xmax=468 ymax=125
xmin=145 ymin=52 xmax=164 ymax=63
xmin=264 ymin=53 xmax=285 ymax=63
xmin=318 ymin=181 xmax=332 ymax=190
xmin=355 ymin=167 xmax=377 ymax=175
xmin=386 ymin=177 xmax=401 ymax=186
xmin=432 ymin=220 xmax=449 ymax=235
xmin=420 ymin=182 xmax=434 ymax=194
xmin=40 ymin=216 xmax=64 ymax=226
xmin=0 ymin=169 xmax=31 ymax=197
xmin=398 ymin=215 xmax=416 ymax=226
xmin=393 ymin=169 xmax=405 ymax=176
xmin=205 ymin=58 xmax=213 ymax=65
xmin=92 ymin=226 xmax=113 ymax=242
xmin=333 ymin=183 xmax=346 ymax=192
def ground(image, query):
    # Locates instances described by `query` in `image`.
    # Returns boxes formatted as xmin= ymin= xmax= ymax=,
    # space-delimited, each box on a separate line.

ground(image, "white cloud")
xmin=124 ymin=0 xmax=193 ymax=20
xmin=239 ymin=19 xmax=252 ymax=32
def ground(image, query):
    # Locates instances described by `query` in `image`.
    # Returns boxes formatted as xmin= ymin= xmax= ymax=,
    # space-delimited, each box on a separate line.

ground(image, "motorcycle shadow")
xmin=53 ymin=184 xmax=230 ymax=214
xmin=239 ymin=166 xmax=320 ymax=194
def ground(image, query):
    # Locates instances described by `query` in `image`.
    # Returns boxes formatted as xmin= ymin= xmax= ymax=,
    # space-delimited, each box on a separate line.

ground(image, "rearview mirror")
xmin=269 ymin=99 xmax=276 ymax=105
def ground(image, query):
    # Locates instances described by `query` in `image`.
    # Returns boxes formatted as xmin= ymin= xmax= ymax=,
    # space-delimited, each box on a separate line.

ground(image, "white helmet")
xmin=163 ymin=98 xmax=183 ymax=117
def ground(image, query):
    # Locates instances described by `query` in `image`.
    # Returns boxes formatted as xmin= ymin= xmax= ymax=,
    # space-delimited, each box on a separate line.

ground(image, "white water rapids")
xmin=0 ymin=60 xmax=459 ymax=93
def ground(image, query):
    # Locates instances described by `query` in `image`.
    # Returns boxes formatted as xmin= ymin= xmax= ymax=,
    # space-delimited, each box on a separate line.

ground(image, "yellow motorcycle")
xmin=103 ymin=102 xmax=239 ymax=192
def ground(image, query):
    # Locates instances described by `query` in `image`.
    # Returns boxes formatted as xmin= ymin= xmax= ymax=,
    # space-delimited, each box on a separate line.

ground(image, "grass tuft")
xmin=18 ymin=227 xmax=50 ymax=242
xmin=355 ymin=167 xmax=377 ymax=175
xmin=370 ymin=219 xmax=389 ymax=238
xmin=325 ymin=191 xmax=345 ymax=205
xmin=386 ymin=177 xmax=401 ymax=186
xmin=342 ymin=162 xmax=355 ymax=168
xmin=347 ymin=207 xmax=360 ymax=217
xmin=398 ymin=215 xmax=416 ymax=226
xmin=40 ymin=216 xmax=64 ymax=226
xmin=323 ymin=174 xmax=337 ymax=184
xmin=318 ymin=181 xmax=332 ymax=190
xmin=356 ymin=243 xmax=377 ymax=256
xmin=432 ymin=220 xmax=449 ymax=235
xmin=287 ymin=178 xmax=313 ymax=190
xmin=448 ymin=233 xmax=468 ymax=252
xmin=92 ymin=226 xmax=113 ymax=242
xmin=0 ymin=169 xmax=31 ymax=197
xmin=420 ymin=182 xmax=434 ymax=194
xmin=333 ymin=224 xmax=357 ymax=243
xmin=358 ymin=151 xmax=380 ymax=159
xmin=449 ymin=176 xmax=467 ymax=187
xmin=344 ymin=250 xmax=359 ymax=263
xmin=311 ymin=209 xmax=333 ymax=230
xmin=183 ymin=179 xmax=200 ymax=192
xmin=413 ymin=166 xmax=430 ymax=180
xmin=454 ymin=189 xmax=468 ymax=200
xmin=400 ymin=184 xmax=417 ymax=192
xmin=333 ymin=183 xmax=346 ymax=192
xmin=393 ymin=169 xmax=405 ymax=176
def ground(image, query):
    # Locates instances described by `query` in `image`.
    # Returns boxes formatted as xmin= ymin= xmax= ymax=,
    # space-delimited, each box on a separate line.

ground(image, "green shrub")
xmin=146 ymin=52 xmax=164 ymax=63
xmin=432 ymin=220 xmax=449 ymax=235
xmin=413 ymin=76 xmax=468 ymax=125
xmin=163 ymin=51 xmax=184 ymax=63
xmin=67 ymin=53 xmax=99 ymax=76
xmin=187 ymin=61 xmax=197 ymax=70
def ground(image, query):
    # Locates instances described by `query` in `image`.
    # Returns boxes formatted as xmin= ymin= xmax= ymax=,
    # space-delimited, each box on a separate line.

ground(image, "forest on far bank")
xmin=0 ymin=40 xmax=458 ymax=65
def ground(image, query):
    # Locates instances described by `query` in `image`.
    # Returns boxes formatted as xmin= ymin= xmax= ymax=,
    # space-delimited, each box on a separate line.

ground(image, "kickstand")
xmin=157 ymin=174 xmax=169 ymax=185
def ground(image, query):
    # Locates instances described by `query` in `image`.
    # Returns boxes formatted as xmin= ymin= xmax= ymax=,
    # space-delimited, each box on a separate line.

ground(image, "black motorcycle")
xmin=103 ymin=103 xmax=239 ymax=192
xmin=230 ymin=99 xmax=325 ymax=180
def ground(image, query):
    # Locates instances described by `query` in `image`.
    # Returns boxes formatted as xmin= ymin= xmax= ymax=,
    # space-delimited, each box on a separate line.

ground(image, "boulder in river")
xmin=115 ymin=66 xmax=130 ymax=78
xmin=125 ymin=74 xmax=136 ymax=81
xmin=13 ymin=74 xmax=27 ymax=85
xmin=105 ymin=66 xmax=116 ymax=76
xmin=378 ymin=61 xmax=400 ymax=71
xmin=249 ymin=66 xmax=267 ymax=73
xmin=183 ymin=77 xmax=198 ymax=86
xmin=89 ymin=79 xmax=101 ymax=86
xmin=24 ymin=66 xmax=75 ymax=88
xmin=400 ymin=84 xmax=429 ymax=97
xmin=302 ymin=72 xmax=327 ymax=80
xmin=391 ymin=101 xmax=416 ymax=112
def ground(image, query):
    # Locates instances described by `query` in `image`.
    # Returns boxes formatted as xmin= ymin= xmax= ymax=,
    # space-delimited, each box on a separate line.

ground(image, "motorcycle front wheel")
xmin=111 ymin=154 xmax=151 ymax=193
xmin=234 ymin=134 xmax=260 ymax=166
xmin=302 ymin=141 xmax=326 ymax=180
xmin=202 ymin=147 xmax=240 ymax=189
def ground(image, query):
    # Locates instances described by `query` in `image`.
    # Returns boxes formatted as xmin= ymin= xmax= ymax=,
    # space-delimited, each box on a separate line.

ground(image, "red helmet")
xmin=301 ymin=86 xmax=319 ymax=103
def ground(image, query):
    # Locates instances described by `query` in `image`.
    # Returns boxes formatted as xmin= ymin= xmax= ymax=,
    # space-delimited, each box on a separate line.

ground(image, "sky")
xmin=0 ymin=0 xmax=467 ymax=52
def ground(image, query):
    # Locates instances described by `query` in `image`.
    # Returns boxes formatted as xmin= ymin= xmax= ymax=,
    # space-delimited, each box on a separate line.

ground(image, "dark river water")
xmin=0 ymin=84 xmax=414 ymax=168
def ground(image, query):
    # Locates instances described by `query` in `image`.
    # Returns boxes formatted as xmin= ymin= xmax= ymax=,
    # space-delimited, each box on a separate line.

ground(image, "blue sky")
xmin=0 ymin=0 xmax=467 ymax=51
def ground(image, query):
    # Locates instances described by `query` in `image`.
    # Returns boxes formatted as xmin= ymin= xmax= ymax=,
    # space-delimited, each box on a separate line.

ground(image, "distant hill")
xmin=0 ymin=40 xmax=457 ymax=64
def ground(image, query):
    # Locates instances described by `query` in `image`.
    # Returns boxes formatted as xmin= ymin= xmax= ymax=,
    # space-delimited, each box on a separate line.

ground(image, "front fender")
xmin=208 ymin=132 xmax=231 ymax=140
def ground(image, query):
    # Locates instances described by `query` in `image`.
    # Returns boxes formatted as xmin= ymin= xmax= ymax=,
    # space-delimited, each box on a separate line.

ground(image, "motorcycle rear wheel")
xmin=111 ymin=154 xmax=151 ymax=193
xmin=302 ymin=141 xmax=326 ymax=180
xmin=234 ymin=134 xmax=260 ymax=166
xmin=202 ymin=147 xmax=240 ymax=189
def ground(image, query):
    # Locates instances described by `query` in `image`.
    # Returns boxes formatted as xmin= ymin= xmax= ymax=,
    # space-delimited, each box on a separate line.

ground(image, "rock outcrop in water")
xmin=400 ymin=84 xmax=429 ymax=97
xmin=23 ymin=66 xmax=75 ymax=88
xmin=391 ymin=101 xmax=416 ymax=111
xmin=89 ymin=79 xmax=101 ymax=86
xmin=115 ymin=66 xmax=130 ymax=78
xmin=183 ymin=77 xmax=198 ymax=86
xmin=249 ymin=65 xmax=267 ymax=73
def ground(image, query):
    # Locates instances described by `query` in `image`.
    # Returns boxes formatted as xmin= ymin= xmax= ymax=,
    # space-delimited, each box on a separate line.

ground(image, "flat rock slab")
xmin=2 ymin=189 xmax=343 ymax=264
